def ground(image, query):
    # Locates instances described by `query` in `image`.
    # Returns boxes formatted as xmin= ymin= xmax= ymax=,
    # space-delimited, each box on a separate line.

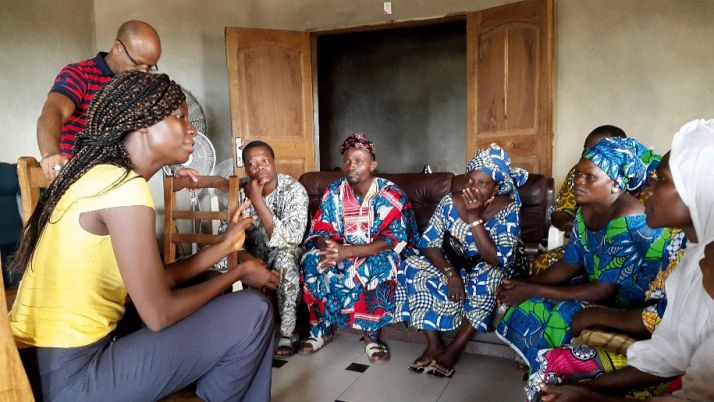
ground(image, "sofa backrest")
xmin=298 ymin=171 xmax=553 ymax=247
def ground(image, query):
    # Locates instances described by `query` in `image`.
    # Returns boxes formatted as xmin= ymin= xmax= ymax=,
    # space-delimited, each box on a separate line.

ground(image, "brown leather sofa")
xmin=298 ymin=171 xmax=554 ymax=261
xmin=298 ymin=171 xmax=554 ymax=359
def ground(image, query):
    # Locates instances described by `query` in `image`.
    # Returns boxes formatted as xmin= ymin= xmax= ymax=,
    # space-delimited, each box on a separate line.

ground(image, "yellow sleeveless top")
xmin=10 ymin=165 xmax=154 ymax=347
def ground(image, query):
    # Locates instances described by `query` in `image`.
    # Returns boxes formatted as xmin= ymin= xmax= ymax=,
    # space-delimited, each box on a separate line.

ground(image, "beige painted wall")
xmin=554 ymin=0 xmax=714 ymax=186
xmin=0 ymin=0 xmax=94 ymax=164
xmin=2 ymin=0 xmax=713 ymax=190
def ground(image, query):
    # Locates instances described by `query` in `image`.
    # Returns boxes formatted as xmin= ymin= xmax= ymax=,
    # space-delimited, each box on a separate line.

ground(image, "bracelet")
xmin=443 ymin=266 xmax=456 ymax=279
xmin=470 ymin=218 xmax=483 ymax=228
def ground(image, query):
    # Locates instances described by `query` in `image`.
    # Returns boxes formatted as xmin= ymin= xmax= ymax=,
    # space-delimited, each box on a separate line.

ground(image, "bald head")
xmin=109 ymin=20 xmax=161 ymax=74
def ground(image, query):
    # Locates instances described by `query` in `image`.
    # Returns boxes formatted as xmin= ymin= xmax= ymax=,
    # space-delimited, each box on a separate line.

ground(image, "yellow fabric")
xmin=553 ymin=166 xmax=577 ymax=214
xmin=10 ymin=165 xmax=153 ymax=347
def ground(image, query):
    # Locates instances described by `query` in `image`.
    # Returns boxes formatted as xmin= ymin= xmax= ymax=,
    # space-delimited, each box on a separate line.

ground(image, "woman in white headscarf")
xmin=538 ymin=119 xmax=714 ymax=401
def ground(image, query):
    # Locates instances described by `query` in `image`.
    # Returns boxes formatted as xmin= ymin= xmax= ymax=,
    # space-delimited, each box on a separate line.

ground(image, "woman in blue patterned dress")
xmin=396 ymin=144 xmax=528 ymax=377
xmin=496 ymin=137 xmax=668 ymax=371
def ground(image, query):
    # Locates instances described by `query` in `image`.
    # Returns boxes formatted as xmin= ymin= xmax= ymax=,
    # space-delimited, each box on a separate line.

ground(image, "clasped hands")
xmin=317 ymin=239 xmax=349 ymax=271
xmin=221 ymin=199 xmax=279 ymax=290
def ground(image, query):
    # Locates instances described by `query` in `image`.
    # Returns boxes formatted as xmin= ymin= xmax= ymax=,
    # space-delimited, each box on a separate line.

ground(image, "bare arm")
xmin=551 ymin=210 xmax=575 ymax=233
xmin=571 ymin=306 xmax=650 ymax=338
xmin=531 ymin=280 xmax=619 ymax=303
xmin=585 ymin=366 xmax=672 ymax=394
xmin=37 ymin=92 xmax=75 ymax=180
xmin=498 ymin=278 xmax=618 ymax=307
xmin=539 ymin=368 xmax=670 ymax=401
xmin=103 ymin=205 xmax=276 ymax=332
xmin=532 ymin=259 xmax=583 ymax=285
xmin=468 ymin=223 xmax=499 ymax=265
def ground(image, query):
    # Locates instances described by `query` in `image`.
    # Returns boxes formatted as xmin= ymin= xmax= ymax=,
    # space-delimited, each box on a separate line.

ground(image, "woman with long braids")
xmin=9 ymin=72 xmax=278 ymax=401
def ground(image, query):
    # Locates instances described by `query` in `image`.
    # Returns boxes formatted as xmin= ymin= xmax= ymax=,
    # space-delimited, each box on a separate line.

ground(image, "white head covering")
xmin=627 ymin=119 xmax=714 ymax=394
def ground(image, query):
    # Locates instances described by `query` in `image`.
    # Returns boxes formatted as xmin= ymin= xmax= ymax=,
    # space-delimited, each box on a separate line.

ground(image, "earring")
xmin=611 ymin=187 xmax=619 ymax=194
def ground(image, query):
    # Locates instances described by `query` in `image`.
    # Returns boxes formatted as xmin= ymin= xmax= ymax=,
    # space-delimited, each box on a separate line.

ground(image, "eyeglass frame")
xmin=116 ymin=38 xmax=158 ymax=72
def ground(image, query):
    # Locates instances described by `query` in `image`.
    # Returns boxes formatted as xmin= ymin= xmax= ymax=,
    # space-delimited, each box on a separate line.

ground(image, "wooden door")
xmin=225 ymin=28 xmax=316 ymax=178
xmin=466 ymin=0 xmax=553 ymax=176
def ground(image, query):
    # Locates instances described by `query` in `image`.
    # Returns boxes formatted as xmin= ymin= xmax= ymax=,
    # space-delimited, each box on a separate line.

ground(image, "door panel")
xmin=225 ymin=28 xmax=315 ymax=178
xmin=467 ymin=0 xmax=553 ymax=176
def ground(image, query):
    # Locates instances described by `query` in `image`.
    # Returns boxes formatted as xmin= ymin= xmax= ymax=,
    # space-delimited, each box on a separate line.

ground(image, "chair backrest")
xmin=0 ymin=254 xmax=35 ymax=401
xmin=17 ymin=156 xmax=49 ymax=224
xmin=163 ymin=175 xmax=240 ymax=265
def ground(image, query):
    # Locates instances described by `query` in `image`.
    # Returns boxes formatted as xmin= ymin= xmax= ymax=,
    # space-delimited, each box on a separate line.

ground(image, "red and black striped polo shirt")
xmin=50 ymin=52 xmax=114 ymax=158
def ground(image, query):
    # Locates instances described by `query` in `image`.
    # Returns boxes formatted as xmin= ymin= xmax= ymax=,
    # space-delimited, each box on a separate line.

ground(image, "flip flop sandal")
xmin=365 ymin=342 xmax=391 ymax=364
xmin=424 ymin=361 xmax=455 ymax=378
xmin=275 ymin=334 xmax=299 ymax=357
xmin=408 ymin=360 xmax=434 ymax=374
xmin=297 ymin=333 xmax=333 ymax=355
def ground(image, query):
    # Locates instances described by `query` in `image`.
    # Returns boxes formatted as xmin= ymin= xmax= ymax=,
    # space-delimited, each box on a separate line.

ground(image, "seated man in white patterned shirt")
xmin=217 ymin=140 xmax=309 ymax=356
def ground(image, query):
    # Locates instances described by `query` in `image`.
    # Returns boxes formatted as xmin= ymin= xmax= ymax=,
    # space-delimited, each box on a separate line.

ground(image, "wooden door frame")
xmin=294 ymin=0 xmax=552 ymax=173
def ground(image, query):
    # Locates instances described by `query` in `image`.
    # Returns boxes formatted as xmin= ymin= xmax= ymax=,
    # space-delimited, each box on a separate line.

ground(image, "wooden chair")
xmin=0 ymin=254 xmax=35 ymax=401
xmin=17 ymin=156 xmax=49 ymax=224
xmin=163 ymin=175 xmax=239 ymax=265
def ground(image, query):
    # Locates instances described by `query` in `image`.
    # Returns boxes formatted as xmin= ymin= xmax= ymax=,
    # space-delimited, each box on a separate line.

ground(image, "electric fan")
xmin=163 ymin=89 xmax=216 ymax=254
xmin=213 ymin=158 xmax=235 ymax=210
xmin=163 ymin=89 xmax=214 ymax=176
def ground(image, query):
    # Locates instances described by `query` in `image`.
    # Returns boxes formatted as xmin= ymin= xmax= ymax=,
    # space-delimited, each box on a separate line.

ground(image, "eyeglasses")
xmin=117 ymin=39 xmax=158 ymax=72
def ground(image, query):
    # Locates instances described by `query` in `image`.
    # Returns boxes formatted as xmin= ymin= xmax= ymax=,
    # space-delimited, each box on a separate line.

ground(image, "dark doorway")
xmin=317 ymin=21 xmax=467 ymax=174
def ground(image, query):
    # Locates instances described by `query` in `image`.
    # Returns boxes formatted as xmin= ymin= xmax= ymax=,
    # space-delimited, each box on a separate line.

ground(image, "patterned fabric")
xmin=525 ymin=345 xmax=677 ymax=402
xmin=215 ymin=173 xmax=309 ymax=337
xmin=50 ymin=52 xmax=114 ymax=158
xmin=466 ymin=143 xmax=528 ymax=207
xmin=582 ymin=137 xmax=658 ymax=191
xmin=567 ymin=209 xmax=667 ymax=307
xmin=395 ymin=194 xmax=521 ymax=332
xmin=642 ymin=229 xmax=687 ymax=332
xmin=302 ymin=177 xmax=418 ymax=337
xmin=497 ymin=208 xmax=669 ymax=369
xmin=524 ymin=229 xmax=687 ymax=401
xmin=532 ymin=247 xmax=566 ymax=277
xmin=551 ymin=166 xmax=578 ymax=216
xmin=339 ymin=131 xmax=375 ymax=157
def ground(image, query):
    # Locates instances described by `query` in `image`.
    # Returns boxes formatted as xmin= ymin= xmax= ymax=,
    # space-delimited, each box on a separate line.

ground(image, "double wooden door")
xmin=226 ymin=0 xmax=553 ymax=178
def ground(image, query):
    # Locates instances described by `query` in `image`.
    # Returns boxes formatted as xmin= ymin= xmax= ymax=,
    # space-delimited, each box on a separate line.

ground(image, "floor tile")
xmin=272 ymin=330 xmax=527 ymax=402
xmin=338 ymin=364 xmax=450 ymax=402
xmin=352 ymin=337 xmax=428 ymax=369
xmin=437 ymin=373 xmax=525 ymax=402
xmin=272 ymin=358 xmax=289 ymax=368
xmin=271 ymin=361 xmax=361 ymax=402
xmin=345 ymin=362 xmax=370 ymax=373
xmin=286 ymin=333 xmax=365 ymax=371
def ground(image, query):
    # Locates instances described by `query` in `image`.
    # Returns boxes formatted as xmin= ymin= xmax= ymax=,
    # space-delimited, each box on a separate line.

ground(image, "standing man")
xmin=217 ymin=140 xmax=309 ymax=356
xmin=37 ymin=20 xmax=161 ymax=181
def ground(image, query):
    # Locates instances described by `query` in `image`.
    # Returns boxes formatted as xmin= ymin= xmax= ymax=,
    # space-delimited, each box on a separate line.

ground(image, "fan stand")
xmin=189 ymin=188 xmax=200 ymax=255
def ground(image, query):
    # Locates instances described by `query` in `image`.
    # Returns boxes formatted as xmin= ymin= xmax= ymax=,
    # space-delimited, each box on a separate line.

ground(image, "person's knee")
xmin=232 ymin=289 xmax=274 ymax=328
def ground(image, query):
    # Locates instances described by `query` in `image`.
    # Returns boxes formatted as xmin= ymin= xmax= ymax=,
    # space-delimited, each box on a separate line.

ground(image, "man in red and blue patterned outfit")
xmin=37 ymin=20 xmax=161 ymax=181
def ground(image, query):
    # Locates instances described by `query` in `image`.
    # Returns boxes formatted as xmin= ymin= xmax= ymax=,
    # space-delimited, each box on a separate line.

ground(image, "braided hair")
xmin=12 ymin=71 xmax=185 ymax=274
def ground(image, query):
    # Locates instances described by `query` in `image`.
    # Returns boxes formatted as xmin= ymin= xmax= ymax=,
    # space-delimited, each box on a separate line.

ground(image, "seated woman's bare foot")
xmin=413 ymin=343 xmax=446 ymax=368
xmin=433 ymin=346 xmax=461 ymax=371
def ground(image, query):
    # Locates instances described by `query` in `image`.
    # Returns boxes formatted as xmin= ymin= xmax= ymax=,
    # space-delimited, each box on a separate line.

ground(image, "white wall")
xmin=0 ymin=0 xmax=94 ymax=163
xmin=554 ymin=0 xmax=714 ymax=185
xmin=2 ymin=0 xmax=713 ymax=189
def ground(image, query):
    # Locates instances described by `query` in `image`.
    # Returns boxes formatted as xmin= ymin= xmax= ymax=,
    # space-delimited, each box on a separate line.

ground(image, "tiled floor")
xmin=271 ymin=332 xmax=527 ymax=402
